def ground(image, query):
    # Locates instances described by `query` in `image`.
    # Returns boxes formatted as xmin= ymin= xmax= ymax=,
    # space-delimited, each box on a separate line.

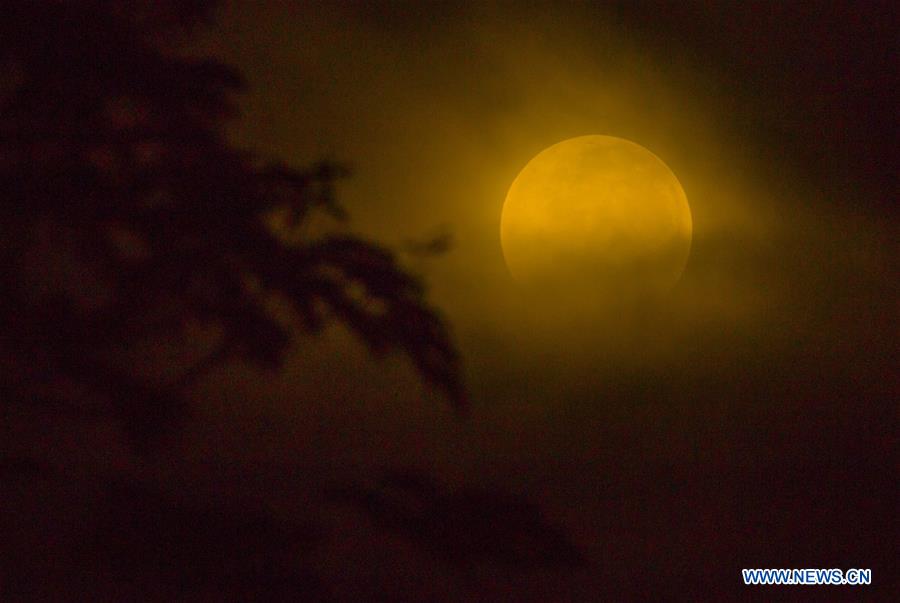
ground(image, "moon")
xmin=500 ymin=135 xmax=692 ymax=300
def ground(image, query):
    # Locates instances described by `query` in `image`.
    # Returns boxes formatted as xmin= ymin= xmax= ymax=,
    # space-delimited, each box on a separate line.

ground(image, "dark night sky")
xmin=164 ymin=2 xmax=900 ymax=596
xmin=178 ymin=3 xmax=897 ymax=449
xmin=8 ymin=1 xmax=896 ymax=600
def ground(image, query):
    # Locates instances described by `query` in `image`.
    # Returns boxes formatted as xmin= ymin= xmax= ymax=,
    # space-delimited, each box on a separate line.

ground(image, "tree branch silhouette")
xmin=0 ymin=0 xmax=463 ymax=451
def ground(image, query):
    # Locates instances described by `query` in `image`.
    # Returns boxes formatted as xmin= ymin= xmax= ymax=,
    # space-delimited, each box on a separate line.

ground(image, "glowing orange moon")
xmin=501 ymin=135 xmax=692 ymax=299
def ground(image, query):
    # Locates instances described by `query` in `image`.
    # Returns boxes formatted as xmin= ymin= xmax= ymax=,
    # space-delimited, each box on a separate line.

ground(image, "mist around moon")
xmin=500 ymin=135 xmax=692 ymax=302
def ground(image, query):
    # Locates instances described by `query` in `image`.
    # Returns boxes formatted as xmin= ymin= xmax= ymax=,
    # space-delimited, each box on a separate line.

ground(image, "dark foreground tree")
xmin=0 ymin=0 xmax=463 ymax=450
xmin=0 ymin=2 xmax=583 ymax=599
xmin=330 ymin=470 xmax=586 ymax=568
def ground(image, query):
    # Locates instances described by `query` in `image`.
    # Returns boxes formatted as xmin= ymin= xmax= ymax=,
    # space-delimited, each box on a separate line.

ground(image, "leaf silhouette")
xmin=329 ymin=469 xmax=585 ymax=569
xmin=0 ymin=0 xmax=465 ymax=453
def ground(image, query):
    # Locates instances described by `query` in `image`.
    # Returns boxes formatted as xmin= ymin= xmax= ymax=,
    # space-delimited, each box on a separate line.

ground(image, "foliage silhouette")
xmin=0 ymin=2 xmax=586 ymax=599
xmin=402 ymin=227 xmax=454 ymax=257
xmin=0 ymin=0 xmax=463 ymax=451
xmin=329 ymin=469 xmax=586 ymax=568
